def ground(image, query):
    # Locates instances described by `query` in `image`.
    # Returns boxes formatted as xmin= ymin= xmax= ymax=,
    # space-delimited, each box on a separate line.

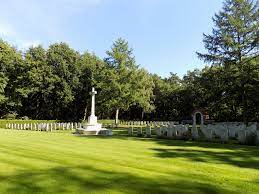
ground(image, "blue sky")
xmin=0 ymin=0 xmax=224 ymax=77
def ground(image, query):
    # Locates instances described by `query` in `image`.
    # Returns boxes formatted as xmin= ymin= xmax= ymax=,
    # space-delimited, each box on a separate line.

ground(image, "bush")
xmin=1 ymin=113 xmax=18 ymax=120
xmin=20 ymin=116 xmax=29 ymax=120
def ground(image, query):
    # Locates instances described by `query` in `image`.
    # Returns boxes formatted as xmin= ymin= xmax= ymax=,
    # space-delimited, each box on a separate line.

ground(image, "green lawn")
xmin=0 ymin=129 xmax=258 ymax=194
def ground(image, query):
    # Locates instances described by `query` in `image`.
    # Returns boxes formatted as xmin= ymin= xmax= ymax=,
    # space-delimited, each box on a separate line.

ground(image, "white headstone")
xmin=145 ymin=125 xmax=151 ymax=137
xmin=156 ymin=126 xmax=162 ymax=137
xmin=137 ymin=128 xmax=143 ymax=136
xmin=128 ymin=127 xmax=133 ymax=136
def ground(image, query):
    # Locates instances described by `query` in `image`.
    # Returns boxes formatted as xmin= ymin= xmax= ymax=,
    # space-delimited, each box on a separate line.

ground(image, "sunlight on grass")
xmin=0 ymin=129 xmax=258 ymax=193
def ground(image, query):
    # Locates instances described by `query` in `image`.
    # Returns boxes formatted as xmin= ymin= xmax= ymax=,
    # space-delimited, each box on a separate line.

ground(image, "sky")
xmin=0 ymin=0 xmax=224 ymax=77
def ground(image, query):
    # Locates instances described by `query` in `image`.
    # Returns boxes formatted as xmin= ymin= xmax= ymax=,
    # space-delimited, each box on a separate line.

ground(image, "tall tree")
xmin=22 ymin=46 xmax=56 ymax=119
xmin=100 ymin=38 xmax=137 ymax=124
xmin=197 ymin=0 xmax=259 ymax=123
xmin=75 ymin=52 xmax=105 ymax=120
xmin=46 ymin=43 xmax=80 ymax=119
xmin=100 ymin=38 xmax=154 ymax=123
xmin=0 ymin=39 xmax=24 ymax=116
xmin=131 ymin=68 xmax=154 ymax=119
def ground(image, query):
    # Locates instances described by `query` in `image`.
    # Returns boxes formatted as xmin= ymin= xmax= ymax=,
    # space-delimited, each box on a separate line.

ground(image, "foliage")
xmin=98 ymin=38 xmax=154 ymax=122
xmin=197 ymin=0 xmax=259 ymax=123
xmin=1 ymin=113 xmax=17 ymax=120
xmin=0 ymin=0 xmax=258 ymax=122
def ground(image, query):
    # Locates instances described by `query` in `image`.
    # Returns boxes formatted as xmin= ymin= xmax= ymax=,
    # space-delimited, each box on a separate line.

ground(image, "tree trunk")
xmin=141 ymin=110 xmax=145 ymax=120
xmin=83 ymin=106 xmax=87 ymax=121
xmin=115 ymin=108 xmax=119 ymax=125
xmin=242 ymin=86 xmax=248 ymax=126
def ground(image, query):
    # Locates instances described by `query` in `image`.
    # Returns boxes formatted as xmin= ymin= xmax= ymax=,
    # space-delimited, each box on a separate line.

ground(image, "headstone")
xmin=227 ymin=123 xmax=242 ymax=138
xmin=212 ymin=124 xmax=228 ymax=143
xmin=237 ymin=130 xmax=246 ymax=144
xmin=145 ymin=125 xmax=151 ymax=137
xmin=201 ymin=125 xmax=213 ymax=141
xmin=219 ymin=126 xmax=228 ymax=143
xmin=128 ymin=127 xmax=133 ymax=136
xmin=191 ymin=125 xmax=199 ymax=140
xmin=162 ymin=125 xmax=169 ymax=137
xmin=246 ymin=123 xmax=257 ymax=132
xmin=156 ymin=126 xmax=162 ymax=137
xmin=137 ymin=128 xmax=143 ymax=136
xmin=179 ymin=125 xmax=189 ymax=139
xmin=167 ymin=125 xmax=174 ymax=138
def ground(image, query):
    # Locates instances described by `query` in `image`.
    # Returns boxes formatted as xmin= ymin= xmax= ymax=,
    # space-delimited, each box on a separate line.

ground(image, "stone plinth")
xmin=76 ymin=87 xmax=112 ymax=136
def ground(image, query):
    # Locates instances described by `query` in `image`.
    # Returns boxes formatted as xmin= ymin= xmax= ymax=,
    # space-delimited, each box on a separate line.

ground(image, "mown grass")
xmin=0 ymin=129 xmax=258 ymax=194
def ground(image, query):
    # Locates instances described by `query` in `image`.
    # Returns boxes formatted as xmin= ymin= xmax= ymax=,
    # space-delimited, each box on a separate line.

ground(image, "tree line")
xmin=0 ymin=0 xmax=258 ymax=123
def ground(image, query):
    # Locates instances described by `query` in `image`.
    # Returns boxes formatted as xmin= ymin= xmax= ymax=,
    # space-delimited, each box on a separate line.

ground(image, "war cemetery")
xmin=0 ymin=0 xmax=258 ymax=193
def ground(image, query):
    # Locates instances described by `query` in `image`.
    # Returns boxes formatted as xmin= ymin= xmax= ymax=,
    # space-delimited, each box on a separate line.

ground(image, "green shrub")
xmin=20 ymin=116 xmax=29 ymax=120
xmin=1 ymin=113 xmax=18 ymax=120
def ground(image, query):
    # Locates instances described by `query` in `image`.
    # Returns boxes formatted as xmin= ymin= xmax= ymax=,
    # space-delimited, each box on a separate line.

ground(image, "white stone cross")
xmin=89 ymin=87 xmax=97 ymax=116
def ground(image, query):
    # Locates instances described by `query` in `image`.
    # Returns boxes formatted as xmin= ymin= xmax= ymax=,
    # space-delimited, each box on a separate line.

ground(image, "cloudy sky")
xmin=0 ymin=0 xmax=223 ymax=77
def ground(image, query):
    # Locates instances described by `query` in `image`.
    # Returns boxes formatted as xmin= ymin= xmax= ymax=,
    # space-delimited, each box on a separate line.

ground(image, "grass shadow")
xmin=0 ymin=164 xmax=229 ymax=194
xmin=77 ymin=134 xmax=259 ymax=171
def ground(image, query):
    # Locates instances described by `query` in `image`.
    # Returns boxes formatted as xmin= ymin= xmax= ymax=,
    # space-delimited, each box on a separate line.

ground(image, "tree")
xmin=0 ymin=39 xmax=24 ymax=116
xmin=99 ymin=38 xmax=137 ymax=124
xmin=100 ymin=38 xmax=154 ymax=123
xmin=130 ymin=68 xmax=154 ymax=120
xmin=46 ymin=43 xmax=80 ymax=119
xmin=0 ymin=72 xmax=8 ymax=105
xmin=197 ymin=0 xmax=259 ymax=123
xmin=21 ymin=46 xmax=56 ymax=119
xmin=75 ymin=52 xmax=106 ymax=120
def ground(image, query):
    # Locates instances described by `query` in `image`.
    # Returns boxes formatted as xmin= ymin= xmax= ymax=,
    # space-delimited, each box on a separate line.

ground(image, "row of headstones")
xmin=128 ymin=124 xmax=189 ymax=139
xmin=196 ymin=122 xmax=259 ymax=144
xmin=128 ymin=122 xmax=259 ymax=145
xmin=121 ymin=121 xmax=179 ymax=126
xmin=5 ymin=123 xmax=83 ymax=132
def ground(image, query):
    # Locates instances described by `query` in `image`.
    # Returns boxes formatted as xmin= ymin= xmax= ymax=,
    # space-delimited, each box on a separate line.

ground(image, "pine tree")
xmin=197 ymin=0 xmax=259 ymax=123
